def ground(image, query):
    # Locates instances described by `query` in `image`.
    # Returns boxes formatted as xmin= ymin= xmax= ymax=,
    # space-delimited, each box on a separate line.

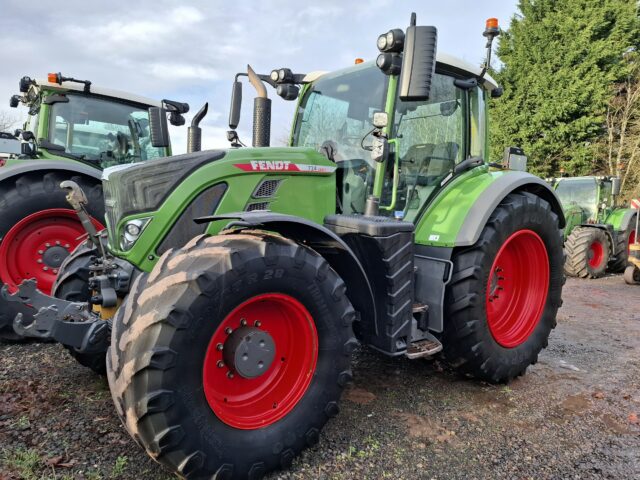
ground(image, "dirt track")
xmin=1 ymin=276 xmax=639 ymax=479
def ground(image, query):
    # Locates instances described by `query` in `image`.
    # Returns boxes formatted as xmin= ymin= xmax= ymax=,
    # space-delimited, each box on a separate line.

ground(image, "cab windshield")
xmin=555 ymin=178 xmax=598 ymax=218
xmin=292 ymin=63 xmax=485 ymax=219
xmin=48 ymin=94 xmax=167 ymax=167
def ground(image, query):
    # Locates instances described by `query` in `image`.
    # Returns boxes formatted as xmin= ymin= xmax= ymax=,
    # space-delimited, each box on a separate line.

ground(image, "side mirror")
xmin=229 ymin=80 xmax=242 ymax=130
xmin=10 ymin=95 xmax=20 ymax=108
xmin=19 ymin=76 xmax=32 ymax=93
xmin=612 ymin=177 xmax=621 ymax=196
xmin=398 ymin=25 xmax=438 ymax=101
xmin=148 ymin=107 xmax=170 ymax=148
xmin=503 ymin=146 xmax=527 ymax=171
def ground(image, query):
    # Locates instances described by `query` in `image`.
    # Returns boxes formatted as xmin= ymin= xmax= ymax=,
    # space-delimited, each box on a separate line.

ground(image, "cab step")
xmin=405 ymin=335 xmax=443 ymax=359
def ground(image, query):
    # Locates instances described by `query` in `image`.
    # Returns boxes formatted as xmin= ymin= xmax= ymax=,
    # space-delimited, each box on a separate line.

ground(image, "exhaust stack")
xmin=187 ymin=102 xmax=209 ymax=153
xmin=247 ymin=65 xmax=271 ymax=147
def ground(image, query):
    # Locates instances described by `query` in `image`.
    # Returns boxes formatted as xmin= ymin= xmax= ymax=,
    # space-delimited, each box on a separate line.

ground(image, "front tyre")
xmin=107 ymin=233 xmax=356 ymax=479
xmin=564 ymin=226 xmax=610 ymax=278
xmin=442 ymin=192 xmax=564 ymax=383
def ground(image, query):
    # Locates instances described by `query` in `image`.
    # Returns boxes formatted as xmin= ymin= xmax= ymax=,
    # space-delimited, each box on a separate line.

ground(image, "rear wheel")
xmin=609 ymin=214 xmax=637 ymax=272
xmin=107 ymin=233 xmax=356 ymax=479
xmin=0 ymin=172 xmax=104 ymax=340
xmin=564 ymin=227 xmax=610 ymax=278
xmin=52 ymin=239 xmax=107 ymax=375
xmin=442 ymin=192 xmax=564 ymax=383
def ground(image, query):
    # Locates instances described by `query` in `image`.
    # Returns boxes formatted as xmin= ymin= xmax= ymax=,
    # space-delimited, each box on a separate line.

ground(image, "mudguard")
xmin=0 ymin=160 xmax=102 ymax=183
xmin=606 ymin=208 xmax=637 ymax=232
xmin=196 ymin=211 xmax=377 ymax=338
xmin=455 ymin=171 xmax=565 ymax=246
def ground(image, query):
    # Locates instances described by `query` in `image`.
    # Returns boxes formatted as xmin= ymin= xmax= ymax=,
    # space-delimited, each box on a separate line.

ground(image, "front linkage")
xmin=1 ymin=181 xmax=134 ymax=359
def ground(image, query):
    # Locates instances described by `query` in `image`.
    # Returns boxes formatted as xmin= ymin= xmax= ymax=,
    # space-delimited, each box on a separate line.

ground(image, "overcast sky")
xmin=0 ymin=0 xmax=518 ymax=152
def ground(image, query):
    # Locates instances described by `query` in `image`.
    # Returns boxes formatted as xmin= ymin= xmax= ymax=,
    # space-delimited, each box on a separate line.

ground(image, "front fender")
xmin=196 ymin=212 xmax=377 ymax=338
xmin=0 ymin=159 xmax=102 ymax=183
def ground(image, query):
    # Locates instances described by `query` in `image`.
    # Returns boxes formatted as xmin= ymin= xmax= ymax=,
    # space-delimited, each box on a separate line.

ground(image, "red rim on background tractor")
xmin=485 ymin=230 xmax=550 ymax=348
xmin=203 ymin=293 xmax=318 ymax=430
xmin=629 ymin=229 xmax=637 ymax=256
xmin=588 ymin=240 xmax=605 ymax=269
xmin=0 ymin=208 xmax=104 ymax=295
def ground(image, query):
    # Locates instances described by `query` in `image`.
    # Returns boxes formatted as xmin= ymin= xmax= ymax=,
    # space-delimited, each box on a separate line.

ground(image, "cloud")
xmin=0 ymin=0 xmax=518 ymax=152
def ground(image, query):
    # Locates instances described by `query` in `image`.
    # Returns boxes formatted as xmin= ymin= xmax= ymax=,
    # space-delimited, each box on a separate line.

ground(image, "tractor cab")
xmin=9 ymin=73 xmax=188 ymax=167
xmin=291 ymin=56 xmax=497 ymax=221
xmin=553 ymin=175 xmax=619 ymax=230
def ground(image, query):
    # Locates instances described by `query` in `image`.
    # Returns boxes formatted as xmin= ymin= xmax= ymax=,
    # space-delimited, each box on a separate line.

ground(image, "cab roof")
xmin=35 ymin=79 xmax=162 ymax=108
xmin=303 ymin=52 xmax=499 ymax=91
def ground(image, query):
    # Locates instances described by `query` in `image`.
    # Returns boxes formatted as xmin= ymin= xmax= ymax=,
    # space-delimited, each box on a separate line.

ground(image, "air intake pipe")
xmin=247 ymin=65 xmax=271 ymax=147
xmin=187 ymin=102 xmax=208 ymax=153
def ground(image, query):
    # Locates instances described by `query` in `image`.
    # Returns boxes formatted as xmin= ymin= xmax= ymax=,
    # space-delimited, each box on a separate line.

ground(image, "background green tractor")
xmin=0 ymin=73 xmax=204 ymax=340
xmin=5 ymin=15 xmax=565 ymax=479
xmin=551 ymin=175 xmax=637 ymax=278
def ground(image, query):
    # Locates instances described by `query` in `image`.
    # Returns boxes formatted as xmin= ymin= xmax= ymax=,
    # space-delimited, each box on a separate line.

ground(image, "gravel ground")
xmin=1 ymin=276 xmax=639 ymax=480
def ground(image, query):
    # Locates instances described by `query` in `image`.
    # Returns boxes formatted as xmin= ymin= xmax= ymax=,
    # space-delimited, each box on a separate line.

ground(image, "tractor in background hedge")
xmin=5 ymin=15 xmax=565 ymax=479
xmin=550 ymin=175 xmax=637 ymax=278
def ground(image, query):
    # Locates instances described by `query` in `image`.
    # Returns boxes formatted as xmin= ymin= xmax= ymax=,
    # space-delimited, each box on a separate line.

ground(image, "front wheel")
xmin=107 ymin=233 xmax=356 ymax=479
xmin=442 ymin=192 xmax=564 ymax=383
xmin=564 ymin=226 xmax=610 ymax=278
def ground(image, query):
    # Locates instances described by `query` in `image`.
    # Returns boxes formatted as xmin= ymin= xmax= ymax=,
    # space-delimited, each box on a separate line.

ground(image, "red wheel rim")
xmin=0 ymin=209 xmax=103 ymax=295
xmin=203 ymin=293 xmax=318 ymax=429
xmin=629 ymin=229 xmax=637 ymax=256
xmin=486 ymin=230 xmax=549 ymax=348
xmin=588 ymin=241 xmax=604 ymax=268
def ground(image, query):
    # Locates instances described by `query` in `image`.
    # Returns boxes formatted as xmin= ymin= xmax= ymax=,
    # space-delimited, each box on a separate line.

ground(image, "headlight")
xmin=120 ymin=217 xmax=151 ymax=251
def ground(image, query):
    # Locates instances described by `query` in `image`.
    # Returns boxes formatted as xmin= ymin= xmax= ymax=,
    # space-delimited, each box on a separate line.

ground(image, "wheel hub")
xmin=223 ymin=326 xmax=275 ymax=379
xmin=40 ymin=244 xmax=70 ymax=269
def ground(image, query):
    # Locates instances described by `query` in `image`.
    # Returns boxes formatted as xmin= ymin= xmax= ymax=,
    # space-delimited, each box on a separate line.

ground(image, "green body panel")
xmin=112 ymin=147 xmax=336 ymax=272
xmin=414 ymin=165 xmax=506 ymax=247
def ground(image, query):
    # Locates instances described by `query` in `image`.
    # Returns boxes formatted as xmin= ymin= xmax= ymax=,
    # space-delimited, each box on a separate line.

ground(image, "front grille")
xmin=101 ymin=150 xmax=226 ymax=247
xmin=246 ymin=202 xmax=270 ymax=211
xmin=253 ymin=179 xmax=281 ymax=198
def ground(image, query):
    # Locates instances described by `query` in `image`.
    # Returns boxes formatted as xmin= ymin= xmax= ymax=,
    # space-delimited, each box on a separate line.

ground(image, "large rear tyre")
xmin=442 ymin=192 xmax=564 ymax=383
xmin=107 ymin=233 xmax=356 ymax=479
xmin=609 ymin=214 xmax=637 ymax=272
xmin=0 ymin=171 xmax=104 ymax=340
xmin=564 ymin=226 xmax=610 ymax=278
xmin=52 ymin=239 xmax=106 ymax=375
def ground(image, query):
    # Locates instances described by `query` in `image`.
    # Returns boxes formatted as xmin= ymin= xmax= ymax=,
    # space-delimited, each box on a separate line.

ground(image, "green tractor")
xmin=0 ymin=73 xmax=206 ymax=340
xmin=5 ymin=15 xmax=565 ymax=479
xmin=551 ymin=175 xmax=637 ymax=278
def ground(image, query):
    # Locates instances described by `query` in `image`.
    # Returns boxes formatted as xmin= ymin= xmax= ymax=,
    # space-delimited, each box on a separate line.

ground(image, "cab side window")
xmin=387 ymin=74 xmax=465 ymax=222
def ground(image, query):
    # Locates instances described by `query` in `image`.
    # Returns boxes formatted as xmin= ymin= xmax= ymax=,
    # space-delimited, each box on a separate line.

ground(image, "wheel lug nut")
xmin=254 ymin=320 xmax=261 ymax=327
xmin=227 ymin=371 xmax=234 ymax=379
xmin=37 ymin=250 xmax=44 ymax=255
xmin=216 ymin=343 xmax=223 ymax=351
xmin=240 ymin=319 xmax=247 ymax=326
xmin=37 ymin=259 xmax=43 ymax=264
xmin=217 ymin=360 xmax=225 ymax=368
xmin=225 ymin=327 xmax=233 ymax=335
xmin=45 ymin=243 xmax=51 ymax=247
xmin=43 ymin=267 xmax=49 ymax=271
xmin=55 ymin=241 xmax=61 ymax=245
xmin=53 ymin=269 xmax=58 ymax=274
